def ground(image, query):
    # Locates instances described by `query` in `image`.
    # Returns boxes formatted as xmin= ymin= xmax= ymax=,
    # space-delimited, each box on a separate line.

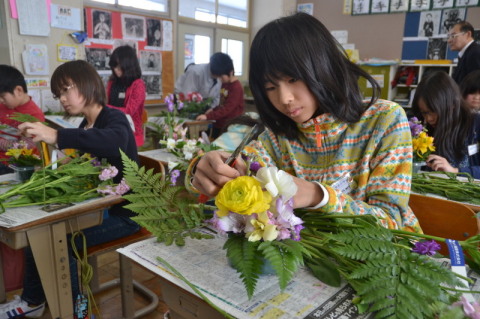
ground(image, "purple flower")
xmin=412 ymin=239 xmax=441 ymax=256
xmin=99 ymin=166 xmax=119 ymax=181
xmin=453 ymin=295 xmax=480 ymax=319
xmin=177 ymin=101 xmax=184 ymax=111
xmin=90 ymin=158 xmax=101 ymax=167
xmin=170 ymin=169 xmax=180 ymax=185
xmin=97 ymin=185 xmax=115 ymax=196
xmin=114 ymin=178 xmax=130 ymax=195
xmin=250 ymin=161 xmax=261 ymax=173
xmin=408 ymin=117 xmax=423 ymax=137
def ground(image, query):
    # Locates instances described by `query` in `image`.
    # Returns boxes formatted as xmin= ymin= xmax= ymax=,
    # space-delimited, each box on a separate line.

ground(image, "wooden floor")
xmin=6 ymin=250 xmax=170 ymax=319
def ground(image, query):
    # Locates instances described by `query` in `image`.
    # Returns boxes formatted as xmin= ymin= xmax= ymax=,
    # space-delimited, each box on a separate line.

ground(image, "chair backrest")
xmin=409 ymin=193 xmax=480 ymax=255
xmin=138 ymin=154 xmax=165 ymax=181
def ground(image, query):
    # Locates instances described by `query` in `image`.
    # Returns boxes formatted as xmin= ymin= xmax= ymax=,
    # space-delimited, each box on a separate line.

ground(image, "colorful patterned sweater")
xmin=245 ymin=100 xmax=421 ymax=232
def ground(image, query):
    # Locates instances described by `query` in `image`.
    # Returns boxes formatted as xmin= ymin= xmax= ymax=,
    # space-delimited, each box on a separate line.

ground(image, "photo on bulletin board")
xmin=418 ymin=11 xmax=441 ymax=37
xmin=439 ymin=8 xmax=465 ymax=34
xmin=57 ymin=44 xmax=77 ymax=62
xmin=143 ymin=75 xmax=162 ymax=99
xmin=140 ymin=50 xmax=162 ymax=73
xmin=146 ymin=18 xmax=162 ymax=48
xmin=427 ymin=37 xmax=447 ymax=60
xmin=113 ymin=39 xmax=137 ymax=51
xmin=352 ymin=0 xmax=370 ymax=15
xmin=410 ymin=0 xmax=430 ymax=11
xmin=92 ymin=9 xmax=112 ymax=41
xmin=122 ymin=14 xmax=146 ymax=41
xmin=432 ymin=0 xmax=453 ymax=10
xmin=85 ymin=47 xmax=112 ymax=71
xmin=455 ymin=0 xmax=479 ymax=6
xmin=371 ymin=0 xmax=389 ymax=13
xmin=390 ymin=0 xmax=409 ymax=12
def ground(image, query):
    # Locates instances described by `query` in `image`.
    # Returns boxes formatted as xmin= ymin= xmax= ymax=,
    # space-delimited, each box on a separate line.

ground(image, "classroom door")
xmin=176 ymin=24 xmax=214 ymax=78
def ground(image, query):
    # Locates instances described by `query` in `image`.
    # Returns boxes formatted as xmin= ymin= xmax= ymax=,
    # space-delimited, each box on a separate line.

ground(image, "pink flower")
xmin=99 ymin=166 xmax=118 ymax=181
xmin=453 ymin=295 xmax=480 ymax=319
xmin=115 ymin=178 xmax=130 ymax=195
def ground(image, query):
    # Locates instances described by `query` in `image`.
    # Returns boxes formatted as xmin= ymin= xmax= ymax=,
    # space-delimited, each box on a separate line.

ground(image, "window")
xmin=221 ymin=38 xmax=243 ymax=76
xmin=89 ymin=0 xmax=168 ymax=13
xmin=179 ymin=0 xmax=248 ymax=28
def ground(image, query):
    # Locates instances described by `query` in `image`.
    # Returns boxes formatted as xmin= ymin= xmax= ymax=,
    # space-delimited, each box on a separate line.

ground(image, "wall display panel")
xmin=83 ymin=7 xmax=173 ymax=104
xmin=350 ymin=0 xmax=479 ymax=15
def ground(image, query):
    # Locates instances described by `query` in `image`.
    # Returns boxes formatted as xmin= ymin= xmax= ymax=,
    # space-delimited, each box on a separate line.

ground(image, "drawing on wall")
xmin=140 ymin=51 xmax=162 ymax=73
xmin=410 ymin=0 xmax=430 ymax=11
xmin=142 ymin=75 xmax=162 ymax=98
xmin=92 ymin=10 xmax=112 ymax=40
xmin=162 ymin=20 xmax=173 ymax=51
xmin=85 ymin=47 xmax=112 ymax=70
xmin=427 ymin=37 xmax=447 ymax=60
xmin=22 ymin=44 xmax=49 ymax=75
xmin=390 ymin=0 xmax=409 ymax=12
xmin=418 ymin=11 xmax=441 ymax=37
xmin=113 ymin=39 xmax=137 ymax=51
xmin=352 ymin=0 xmax=370 ymax=14
xmin=122 ymin=14 xmax=145 ymax=41
xmin=455 ymin=0 xmax=479 ymax=6
xmin=146 ymin=18 xmax=162 ymax=48
xmin=371 ymin=0 xmax=389 ymax=13
xmin=432 ymin=0 xmax=454 ymax=9
xmin=297 ymin=3 xmax=314 ymax=15
xmin=440 ymin=8 xmax=465 ymax=34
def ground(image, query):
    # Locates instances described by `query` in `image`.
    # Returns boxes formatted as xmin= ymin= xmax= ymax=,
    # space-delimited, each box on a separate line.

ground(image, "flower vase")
xmin=11 ymin=165 xmax=35 ymax=182
xmin=412 ymin=161 xmax=426 ymax=174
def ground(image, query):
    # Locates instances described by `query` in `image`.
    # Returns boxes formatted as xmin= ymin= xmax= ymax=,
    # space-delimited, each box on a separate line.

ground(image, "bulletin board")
xmin=83 ymin=7 xmax=174 ymax=104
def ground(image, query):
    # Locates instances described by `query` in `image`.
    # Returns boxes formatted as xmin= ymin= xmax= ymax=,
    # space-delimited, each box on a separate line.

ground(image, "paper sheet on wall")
xmin=16 ymin=0 xmax=50 ymax=36
xmin=22 ymin=44 xmax=49 ymax=75
xmin=51 ymin=4 xmax=81 ymax=31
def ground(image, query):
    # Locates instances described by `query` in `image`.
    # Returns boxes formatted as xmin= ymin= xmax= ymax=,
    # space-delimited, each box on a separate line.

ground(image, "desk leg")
xmin=27 ymin=222 xmax=73 ymax=319
xmin=0 ymin=250 xmax=5 ymax=303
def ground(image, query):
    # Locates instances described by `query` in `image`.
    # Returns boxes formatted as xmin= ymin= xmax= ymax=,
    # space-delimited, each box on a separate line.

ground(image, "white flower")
xmin=168 ymin=161 xmax=179 ymax=171
xmin=255 ymin=166 xmax=297 ymax=201
xmin=166 ymin=138 xmax=177 ymax=150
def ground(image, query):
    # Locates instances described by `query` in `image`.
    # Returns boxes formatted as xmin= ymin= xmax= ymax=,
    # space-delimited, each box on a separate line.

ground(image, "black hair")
xmin=108 ymin=45 xmax=142 ymax=87
xmin=209 ymin=53 xmax=234 ymax=76
xmin=0 ymin=64 xmax=28 ymax=94
xmin=412 ymin=71 xmax=472 ymax=162
xmin=456 ymin=21 xmax=475 ymax=36
xmin=460 ymin=70 xmax=480 ymax=97
xmin=51 ymin=60 xmax=107 ymax=107
xmin=248 ymin=12 xmax=380 ymax=139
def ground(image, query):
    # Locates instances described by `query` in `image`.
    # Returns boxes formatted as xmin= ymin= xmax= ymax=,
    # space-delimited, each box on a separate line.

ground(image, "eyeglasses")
xmin=53 ymin=84 xmax=75 ymax=100
xmin=447 ymin=32 xmax=465 ymax=39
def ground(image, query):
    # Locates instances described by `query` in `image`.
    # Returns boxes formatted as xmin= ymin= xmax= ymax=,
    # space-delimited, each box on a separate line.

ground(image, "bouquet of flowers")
xmin=120 ymin=152 xmax=480 ymax=318
xmin=409 ymin=116 xmax=435 ymax=162
xmin=4 ymin=140 xmax=42 ymax=167
xmin=0 ymin=153 xmax=129 ymax=212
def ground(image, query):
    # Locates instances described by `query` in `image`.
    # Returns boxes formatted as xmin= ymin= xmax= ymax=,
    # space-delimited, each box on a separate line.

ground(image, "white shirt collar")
xmin=459 ymin=40 xmax=474 ymax=58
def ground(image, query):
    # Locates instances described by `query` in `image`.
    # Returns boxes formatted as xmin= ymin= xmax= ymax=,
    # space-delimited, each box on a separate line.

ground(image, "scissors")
xmin=198 ymin=124 xmax=261 ymax=203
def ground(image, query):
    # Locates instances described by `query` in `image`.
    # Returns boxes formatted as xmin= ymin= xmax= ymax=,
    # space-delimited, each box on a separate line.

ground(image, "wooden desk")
xmin=118 ymin=232 xmax=365 ymax=319
xmin=0 ymin=175 xmax=123 ymax=319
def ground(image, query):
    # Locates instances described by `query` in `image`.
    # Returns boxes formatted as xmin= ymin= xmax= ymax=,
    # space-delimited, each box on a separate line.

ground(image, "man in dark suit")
xmin=448 ymin=21 xmax=480 ymax=84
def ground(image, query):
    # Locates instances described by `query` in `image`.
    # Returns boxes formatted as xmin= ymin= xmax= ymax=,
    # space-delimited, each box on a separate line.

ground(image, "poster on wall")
xmin=17 ymin=0 xmax=50 ymax=36
xmin=51 ymin=4 xmax=82 ymax=31
xmin=297 ymin=3 xmax=314 ymax=15
xmin=146 ymin=18 xmax=162 ymax=49
xmin=410 ymin=0 xmax=430 ymax=11
xmin=455 ymin=0 xmax=479 ymax=6
xmin=352 ymin=0 xmax=371 ymax=14
xmin=439 ymin=8 xmax=466 ymax=34
xmin=122 ymin=14 xmax=146 ymax=41
xmin=85 ymin=47 xmax=112 ymax=70
xmin=390 ymin=0 xmax=409 ymax=12
xmin=162 ymin=20 xmax=173 ymax=51
xmin=432 ymin=0 xmax=454 ymax=10
xmin=140 ymin=50 xmax=162 ymax=73
xmin=371 ymin=0 xmax=389 ymax=13
xmin=427 ymin=37 xmax=447 ymax=59
xmin=91 ymin=9 xmax=112 ymax=42
xmin=22 ymin=44 xmax=49 ymax=75
xmin=418 ymin=11 xmax=441 ymax=37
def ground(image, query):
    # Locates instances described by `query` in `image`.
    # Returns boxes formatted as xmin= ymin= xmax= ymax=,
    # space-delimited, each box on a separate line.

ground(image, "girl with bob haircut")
xmin=460 ymin=69 xmax=480 ymax=111
xmin=1 ymin=60 xmax=140 ymax=316
xmin=189 ymin=12 xmax=420 ymax=232
xmin=412 ymin=71 xmax=480 ymax=177
xmin=107 ymin=45 xmax=146 ymax=146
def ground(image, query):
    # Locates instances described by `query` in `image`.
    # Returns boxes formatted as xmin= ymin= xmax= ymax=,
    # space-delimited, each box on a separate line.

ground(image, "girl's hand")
xmin=426 ymin=154 xmax=459 ymax=173
xmin=291 ymin=176 xmax=325 ymax=209
xmin=18 ymin=122 xmax=58 ymax=145
xmin=192 ymin=150 xmax=246 ymax=197
xmin=196 ymin=114 xmax=207 ymax=121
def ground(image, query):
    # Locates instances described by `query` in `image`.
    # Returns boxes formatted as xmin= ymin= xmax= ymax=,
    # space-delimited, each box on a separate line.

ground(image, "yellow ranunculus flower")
xmin=215 ymin=176 xmax=271 ymax=217
xmin=246 ymin=211 xmax=279 ymax=242
xmin=5 ymin=148 xmax=23 ymax=159
xmin=412 ymin=131 xmax=435 ymax=159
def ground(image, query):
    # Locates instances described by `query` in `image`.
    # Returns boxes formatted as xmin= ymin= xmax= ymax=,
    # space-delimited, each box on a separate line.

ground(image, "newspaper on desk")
xmin=118 ymin=230 xmax=374 ymax=319
xmin=119 ymin=230 xmax=480 ymax=319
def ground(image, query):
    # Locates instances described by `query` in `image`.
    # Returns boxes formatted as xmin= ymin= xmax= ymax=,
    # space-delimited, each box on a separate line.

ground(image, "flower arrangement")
xmin=4 ymin=140 xmax=42 ymax=167
xmin=120 ymin=152 xmax=480 ymax=318
xmin=409 ymin=116 xmax=435 ymax=162
xmin=0 ymin=153 xmax=129 ymax=212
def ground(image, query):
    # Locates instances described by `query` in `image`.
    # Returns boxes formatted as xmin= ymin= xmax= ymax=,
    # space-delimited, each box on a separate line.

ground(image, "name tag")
xmin=468 ymin=143 xmax=479 ymax=156
xmin=118 ymin=92 xmax=126 ymax=98
xmin=331 ymin=174 xmax=354 ymax=195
